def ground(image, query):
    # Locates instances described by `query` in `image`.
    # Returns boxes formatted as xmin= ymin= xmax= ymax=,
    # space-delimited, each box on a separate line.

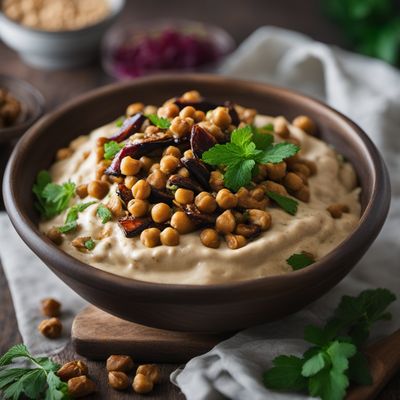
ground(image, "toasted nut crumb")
xmin=225 ymin=234 xmax=247 ymax=249
xmin=38 ymin=318 xmax=62 ymax=339
xmin=57 ymin=361 xmax=88 ymax=382
xmin=108 ymin=371 xmax=129 ymax=390
xmin=133 ymin=373 xmax=153 ymax=394
xmin=68 ymin=376 xmax=96 ymax=398
xmin=106 ymin=355 xmax=134 ymax=373
xmin=327 ymin=204 xmax=349 ymax=218
xmin=46 ymin=227 xmax=63 ymax=245
xmin=72 ymin=236 xmax=92 ymax=251
xmin=41 ymin=298 xmax=61 ymax=317
xmin=136 ymin=364 xmax=161 ymax=384
xmin=56 ymin=147 xmax=72 ymax=161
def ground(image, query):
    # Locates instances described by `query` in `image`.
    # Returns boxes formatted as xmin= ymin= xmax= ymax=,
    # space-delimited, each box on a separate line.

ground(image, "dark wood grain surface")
xmin=0 ymin=1 xmax=399 ymax=398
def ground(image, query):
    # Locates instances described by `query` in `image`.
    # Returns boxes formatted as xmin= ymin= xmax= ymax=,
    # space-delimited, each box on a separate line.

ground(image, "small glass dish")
xmin=102 ymin=19 xmax=235 ymax=80
xmin=0 ymin=75 xmax=45 ymax=143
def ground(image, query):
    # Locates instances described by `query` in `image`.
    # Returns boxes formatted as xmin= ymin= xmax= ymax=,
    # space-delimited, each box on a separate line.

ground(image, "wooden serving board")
xmin=72 ymin=306 xmax=229 ymax=363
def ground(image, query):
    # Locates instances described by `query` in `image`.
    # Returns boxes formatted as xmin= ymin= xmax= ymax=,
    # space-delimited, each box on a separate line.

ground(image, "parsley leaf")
xmin=58 ymin=201 xmax=96 ymax=234
xmin=97 ymin=204 xmax=112 ymax=224
xmin=84 ymin=239 xmax=95 ymax=250
xmin=33 ymin=171 xmax=76 ymax=219
xmin=104 ymin=141 xmax=124 ymax=160
xmin=147 ymin=114 xmax=171 ymax=129
xmin=0 ymin=345 xmax=30 ymax=366
xmin=115 ymin=116 xmax=124 ymax=127
xmin=202 ymin=125 xmax=299 ymax=191
xmin=267 ymin=191 xmax=299 ymax=215
xmin=287 ymin=252 xmax=315 ymax=270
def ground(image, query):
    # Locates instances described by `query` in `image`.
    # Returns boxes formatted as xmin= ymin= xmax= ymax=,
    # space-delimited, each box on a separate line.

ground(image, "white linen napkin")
xmin=0 ymin=25 xmax=399 ymax=400
xmin=170 ymin=27 xmax=400 ymax=399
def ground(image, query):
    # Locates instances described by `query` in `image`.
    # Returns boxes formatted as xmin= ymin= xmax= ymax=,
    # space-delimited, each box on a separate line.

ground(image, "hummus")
xmin=39 ymin=110 xmax=360 ymax=285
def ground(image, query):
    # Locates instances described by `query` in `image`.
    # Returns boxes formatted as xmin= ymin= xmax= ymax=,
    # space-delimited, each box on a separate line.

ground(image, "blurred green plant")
xmin=323 ymin=0 xmax=400 ymax=65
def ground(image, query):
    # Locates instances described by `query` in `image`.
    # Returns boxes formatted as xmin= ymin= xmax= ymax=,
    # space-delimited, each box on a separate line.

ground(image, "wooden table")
xmin=0 ymin=1 xmax=399 ymax=398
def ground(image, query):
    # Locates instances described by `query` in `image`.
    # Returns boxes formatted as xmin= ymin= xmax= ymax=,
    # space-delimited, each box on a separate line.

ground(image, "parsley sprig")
xmin=202 ymin=125 xmax=299 ymax=191
xmin=104 ymin=141 xmax=124 ymax=160
xmin=147 ymin=114 xmax=171 ymax=129
xmin=33 ymin=171 xmax=76 ymax=219
xmin=263 ymin=288 xmax=396 ymax=400
xmin=58 ymin=202 xmax=96 ymax=233
xmin=96 ymin=204 xmax=112 ymax=224
xmin=0 ymin=344 xmax=69 ymax=400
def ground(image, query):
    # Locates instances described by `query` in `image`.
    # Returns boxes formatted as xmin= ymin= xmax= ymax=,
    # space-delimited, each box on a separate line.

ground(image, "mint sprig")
xmin=33 ymin=171 xmax=76 ymax=219
xmin=0 ymin=344 xmax=69 ymax=400
xmin=263 ymin=288 xmax=396 ymax=400
xmin=202 ymin=125 xmax=299 ymax=191
xmin=147 ymin=114 xmax=171 ymax=129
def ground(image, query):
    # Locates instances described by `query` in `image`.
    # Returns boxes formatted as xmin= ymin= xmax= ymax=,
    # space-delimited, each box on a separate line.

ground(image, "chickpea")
xmin=183 ymin=149 xmax=194 ymax=159
xmin=140 ymin=228 xmax=161 ymax=248
xmin=253 ymin=164 xmax=268 ymax=182
xmin=95 ymin=146 xmax=105 ymax=163
xmin=242 ymin=108 xmax=257 ymax=124
xmin=195 ymin=192 xmax=217 ymax=214
xmin=295 ymin=186 xmax=310 ymax=202
xmin=136 ymin=364 xmax=161 ymax=384
xmin=147 ymin=169 xmax=167 ymax=190
xmin=38 ymin=318 xmax=62 ymax=339
xmin=211 ymin=107 xmax=232 ymax=129
xmin=179 ymin=106 xmax=196 ymax=119
xmin=76 ymin=184 xmax=88 ymax=199
xmin=302 ymin=159 xmax=318 ymax=175
xmin=181 ymin=90 xmax=201 ymax=102
xmin=133 ymin=373 xmax=153 ymax=394
xmin=170 ymin=117 xmax=191 ymax=138
xmin=160 ymin=227 xmax=180 ymax=246
xmin=144 ymin=125 xmax=159 ymax=135
xmin=273 ymin=116 xmax=290 ymax=138
xmin=263 ymin=181 xmax=288 ymax=196
xmin=291 ymin=162 xmax=311 ymax=177
xmin=160 ymin=155 xmax=180 ymax=174
xmin=88 ymin=180 xmax=109 ymax=199
xmin=248 ymin=209 xmax=272 ymax=231
xmin=140 ymin=156 xmax=154 ymax=172
xmin=175 ymin=188 xmax=194 ymax=205
xmin=157 ymin=103 xmax=179 ymax=119
xmin=47 ymin=227 xmax=63 ymax=245
xmin=127 ymin=199 xmax=148 ymax=217
xmin=126 ymin=102 xmax=144 ymax=116
xmin=108 ymin=371 xmax=129 ymax=390
xmin=209 ymin=171 xmax=224 ymax=192
xmin=250 ymin=187 xmax=265 ymax=201
xmin=41 ymin=298 xmax=61 ymax=318
xmin=201 ymin=122 xmax=225 ymax=141
xmin=125 ymin=175 xmax=138 ymax=189
xmin=266 ymin=162 xmax=287 ymax=181
xmin=95 ymin=164 xmax=107 ymax=180
xmin=170 ymin=211 xmax=195 ymax=234
xmin=327 ymin=203 xmax=349 ymax=218
xmin=236 ymin=187 xmax=268 ymax=210
xmin=293 ymin=115 xmax=316 ymax=135
xmin=108 ymin=195 xmax=125 ymax=218
xmin=96 ymin=137 xmax=108 ymax=147
xmin=225 ymin=234 xmax=247 ymax=250
xmin=193 ymin=110 xmax=206 ymax=122
xmin=56 ymin=147 xmax=72 ymax=161
xmin=283 ymin=172 xmax=304 ymax=191
xmin=177 ymin=167 xmax=190 ymax=177
xmin=143 ymin=105 xmax=157 ymax=115
xmin=132 ymin=179 xmax=151 ymax=200
xmin=216 ymin=189 xmax=238 ymax=209
xmin=151 ymin=203 xmax=171 ymax=223
xmin=163 ymin=145 xmax=182 ymax=158
xmin=216 ymin=210 xmax=236 ymax=234
xmin=149 ymin=163 xmax=161 ymax=173
xmin=200 ymin=229 xmax=220 ymax=248
xmin=120 ymin=156 xmax=141 ymax=176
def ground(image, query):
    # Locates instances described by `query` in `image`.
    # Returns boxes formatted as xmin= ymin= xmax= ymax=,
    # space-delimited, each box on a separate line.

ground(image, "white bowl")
xmin=0 ymin=0 xmax=125 ymax=69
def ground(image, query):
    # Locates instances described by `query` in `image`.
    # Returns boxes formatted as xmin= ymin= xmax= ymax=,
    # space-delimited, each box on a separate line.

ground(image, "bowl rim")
xmin=3 ymin=73 xmax=391 ymax=302
xmin=0 ymin=0 xmax=125 ymax=36
xmin=0 ymin=74 xmax=45 ymax=142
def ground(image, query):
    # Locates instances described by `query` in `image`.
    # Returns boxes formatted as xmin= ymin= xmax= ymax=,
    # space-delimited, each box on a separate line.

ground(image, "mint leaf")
xmin=250 ymin=125 xmax=274 ymax=150
xmin=224 ymin=159 xmax=255 ymax=191
xmin=287 ymin=252 xmax=315 ymax=270
xmin=302 ymin=352 xmax=327 ymax=377
xmin=348 ymin=352 xmax=373 ymax=385
xmin=97 ymin=204 xmax=112 ymax=224
xmin=0 ymin=345 xmax=30 ymax=366
xmin=255 ymin=142 xmax=299 ymax=164
xmin=309 ymin=368 xmax=349 ymax=400
xmin=263 ymin=355 xmax=307 ymax=391
xmin=231 ymin=125 xmax=253 ymax=148
xmin=22 ymin=369 xmax=47 ymax=399
xmin=267 ymin=191 xmax=298 ymax=215
xmin=104 ymin=141 xmax=124 ymax=160
xmin=304 ymin=325 xmax=329 ymax=346
xmin=84 ymin=239 xmax=95 ymax=250
xmin=202 ymin=143 xmax=247 ymax=166
xmin=45 ymin=371 xmax=68 ymax=400
xmin=147 ymin=114 xmax=171 ymax=129
xmin=326 ymin=341 xmax=356 ymax=373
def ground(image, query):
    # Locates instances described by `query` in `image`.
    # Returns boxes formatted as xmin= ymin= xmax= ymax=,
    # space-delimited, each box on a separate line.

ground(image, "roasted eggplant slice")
xmin=118 ymin=216 xmax=153 ymax=237
xmin=167 ymin=174 xmax=205 ymax=193
xmin=180 ymin=157 xmax=211 ymax=190
xmin=108 ymin=113 xmax=146 ymax=143
xmin=174 ymin=99 xmax=219 ymax=112
xmin=183 ymin=204 xmax=216 ymax=227
xmin=149 ymin=187 xmax=174 ymax=205
xmin=190 ymin=124 xmax=217 ymax=158
xmin=224 ymin=101 xmax=240 ymax=126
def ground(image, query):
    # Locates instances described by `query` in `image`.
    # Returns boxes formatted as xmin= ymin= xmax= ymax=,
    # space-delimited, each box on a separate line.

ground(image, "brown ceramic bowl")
xmin=3 ymin=74 xmax=390 ymax=332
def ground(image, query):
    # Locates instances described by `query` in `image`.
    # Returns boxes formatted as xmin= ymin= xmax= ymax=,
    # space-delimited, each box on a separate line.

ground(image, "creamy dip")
xmin=39 ymin=115 xmax=360 ymax=285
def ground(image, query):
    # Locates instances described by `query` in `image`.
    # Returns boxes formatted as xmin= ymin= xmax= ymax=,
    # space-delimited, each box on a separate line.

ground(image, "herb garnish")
xmin=104 ymin=141 xmax=124 ymax=160
xmin=96 ymin=204 xmax=112 ymax=224
xmin=263 ymin=288 xmax=396 ymax=400
xmin=0 ymin=344 xmax=69 ymax=400
xmin=287 ymin=252 xmax=315 ymax=270
xmin=115 ymin=116 xmax=124 ymax=127
xmin=266 ymin=191 xmax=299 ymax=215
xmin=84 ymin=239 xmax=95 ymax=250
xmin=32 ymin=171 xmax=76 ymax=219
xmin=58 ymin=202 xmax=96 ymax=233
xmin=202 ymin=125 xmax=299 ymax=191
xmin=147 ymin=114 xmax=171 ymax=129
